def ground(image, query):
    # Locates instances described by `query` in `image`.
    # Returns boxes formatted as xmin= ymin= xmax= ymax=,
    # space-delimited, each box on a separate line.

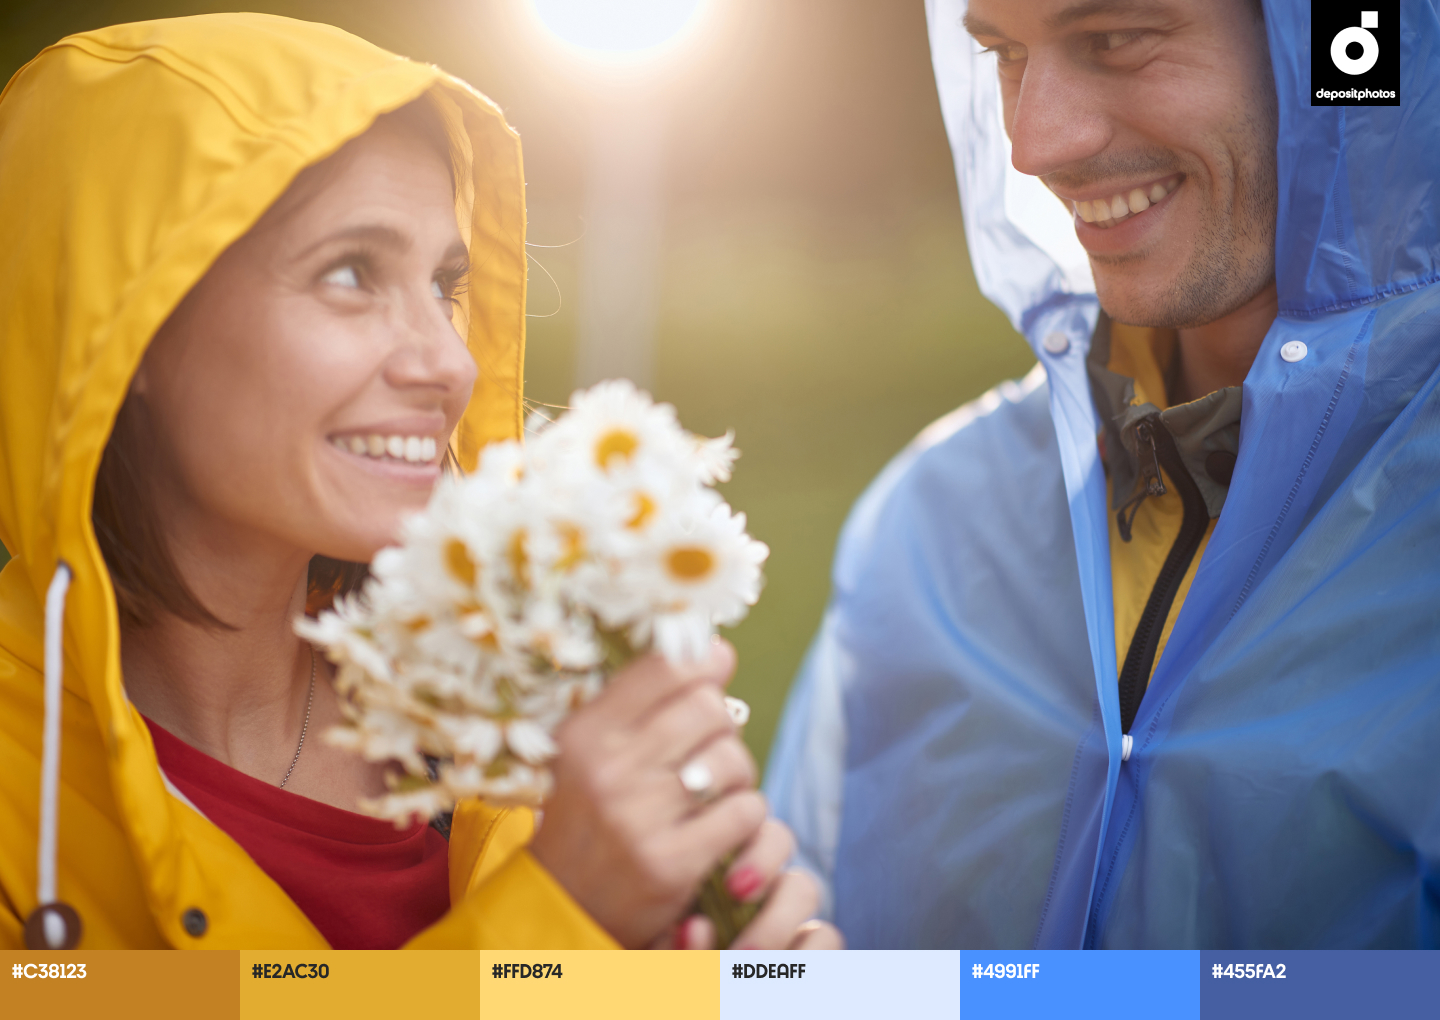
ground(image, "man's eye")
xmin=322 ymin=264 xmax=361 ymax=289
xmin=1094 ymin=30 xmax=1145 ymax=53
xmin=981 ymin=42 xmax=1026 ymax=64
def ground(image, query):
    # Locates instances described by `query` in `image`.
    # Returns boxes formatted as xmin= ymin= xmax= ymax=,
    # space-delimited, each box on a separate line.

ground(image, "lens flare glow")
xmin=527 ymin=0 xmax=709 ymax=59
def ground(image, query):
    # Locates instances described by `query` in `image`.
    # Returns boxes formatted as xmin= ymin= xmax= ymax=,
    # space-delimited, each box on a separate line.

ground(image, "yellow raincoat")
xmin=0 ymin=13 xmax=615 ymax=949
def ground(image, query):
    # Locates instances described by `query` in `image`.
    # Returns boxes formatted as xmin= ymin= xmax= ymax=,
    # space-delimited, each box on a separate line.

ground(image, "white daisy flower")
xmin=505 ymin=718 xmax=558 ymax=764
xmin=299 ymin=381 xmax=768 ymax=821
xmin=362 ymin=786 xmax=454 ymax=830
xmin=649 ymin=611 xmax=715 ymax=664
xmin=540 ymin=379 xmax=691 ymax=481
xmin=437 ymin=714 xmax=503 ymax=763
xmin=626 ymin=495 xmax=766 ymax=617
xmin=693 ymin=430 xmax=739 ymax=484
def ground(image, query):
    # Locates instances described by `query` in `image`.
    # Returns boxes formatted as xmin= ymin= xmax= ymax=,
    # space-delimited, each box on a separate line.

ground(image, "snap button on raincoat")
xmin=0 ymin=13 xmax=615 ymax=949
xmin=767 ymin=0 xmax=1440 ymax=948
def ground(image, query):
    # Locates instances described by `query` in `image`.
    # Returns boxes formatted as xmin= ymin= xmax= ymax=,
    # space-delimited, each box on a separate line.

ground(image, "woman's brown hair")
xmin=92 ymin=391 xmax=375 ymax=629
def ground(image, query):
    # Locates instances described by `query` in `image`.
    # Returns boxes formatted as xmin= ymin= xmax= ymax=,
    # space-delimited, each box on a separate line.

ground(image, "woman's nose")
xmin=384 ymin=290 xmax=479 ymax=397
xmin=1007 ymin=55 xmax=1111 ymax=179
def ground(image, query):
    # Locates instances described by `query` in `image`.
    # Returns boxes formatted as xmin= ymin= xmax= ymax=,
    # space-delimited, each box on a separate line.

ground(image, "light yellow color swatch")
xmin=480 ymin=950 xmax=719 ymax=1020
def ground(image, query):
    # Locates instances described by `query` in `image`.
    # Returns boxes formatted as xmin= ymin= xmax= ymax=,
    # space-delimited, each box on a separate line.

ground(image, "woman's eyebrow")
xmin=442 ymin=241 xmax=469 ymax=266
xmin=296 ymin=223 xmax=412 ymax=260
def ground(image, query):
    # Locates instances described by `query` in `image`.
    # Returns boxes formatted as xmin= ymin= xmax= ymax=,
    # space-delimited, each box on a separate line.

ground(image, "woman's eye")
xmin=322 ymin=264 xmax=361 ymax=289
xmin=433 ymin=270 xmax=469 ymax=306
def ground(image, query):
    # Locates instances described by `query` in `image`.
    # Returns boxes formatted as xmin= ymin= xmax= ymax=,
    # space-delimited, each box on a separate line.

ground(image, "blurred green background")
xmin=0 ymin=0 xmax=1031 ymax=769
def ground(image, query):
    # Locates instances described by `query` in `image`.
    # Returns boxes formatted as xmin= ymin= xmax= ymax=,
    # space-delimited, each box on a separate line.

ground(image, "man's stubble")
xmin=1094 ymin=101 xmax=1279 ymax=332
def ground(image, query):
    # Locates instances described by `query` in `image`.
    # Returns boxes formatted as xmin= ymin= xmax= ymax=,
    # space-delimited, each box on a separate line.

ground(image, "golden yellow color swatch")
xmin=238 ymin=950 xmax=477 ymax=1020
xmin=0 ymin=950 xmax=239 ymax=1020
xmin=480 ymin=950 xmax=719 ymax=1020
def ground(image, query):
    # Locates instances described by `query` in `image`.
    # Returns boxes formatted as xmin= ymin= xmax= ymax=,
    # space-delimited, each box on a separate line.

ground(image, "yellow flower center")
xmin=507 ymin=529 xmax=530 ymax=588
xmin=445 ymin=539 xmax=477 ymax=587
xmin=594 ymin=428 xmax=639 ymax=470
xmin=556 ymin=523 xmax=586 ymax=571
xmin=666 ymin=546 xmax=715 ymax=581
xmin=627 ymin=493 xmax=656 ymax=530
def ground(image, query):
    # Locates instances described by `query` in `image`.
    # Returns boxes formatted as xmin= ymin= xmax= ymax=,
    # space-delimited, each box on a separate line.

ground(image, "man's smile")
xmin=1062 ymin=173 xmax=1184 ymax=229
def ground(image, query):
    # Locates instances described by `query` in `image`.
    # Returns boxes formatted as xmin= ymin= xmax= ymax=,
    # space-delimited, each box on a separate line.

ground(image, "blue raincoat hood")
xmin=767 ymin=0 xmax=1440 ymax=948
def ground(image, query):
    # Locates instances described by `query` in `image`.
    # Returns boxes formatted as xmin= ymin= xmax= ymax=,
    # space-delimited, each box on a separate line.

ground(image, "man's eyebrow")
xmin=964 ymin=1 xmax=1175 ymax=41
xmin=1045 ymin=0 xmax=1174 ymax=30
xmin=961 ymin=12 xmax=1007 ymax=38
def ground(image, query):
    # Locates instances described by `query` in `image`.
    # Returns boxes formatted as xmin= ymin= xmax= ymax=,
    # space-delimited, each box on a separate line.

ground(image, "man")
xmin=767 ymin=0 xmax=1440 ymax=948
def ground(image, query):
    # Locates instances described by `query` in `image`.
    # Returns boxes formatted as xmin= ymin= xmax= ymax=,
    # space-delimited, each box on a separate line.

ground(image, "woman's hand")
xmin=662 ymin=819 xmax=845 ymax=950
xmin=530 ymin=641 xmax=767 ymax=948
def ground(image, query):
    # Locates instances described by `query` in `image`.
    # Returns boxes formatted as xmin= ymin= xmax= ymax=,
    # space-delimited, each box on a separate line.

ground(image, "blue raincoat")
xmin=766 ymin=0 xmax=1440 ymax=948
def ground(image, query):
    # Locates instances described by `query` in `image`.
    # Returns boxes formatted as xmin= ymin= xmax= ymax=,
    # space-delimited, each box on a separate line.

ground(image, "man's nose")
xmin=1007 ymin=55 xmax=1111 ymax=179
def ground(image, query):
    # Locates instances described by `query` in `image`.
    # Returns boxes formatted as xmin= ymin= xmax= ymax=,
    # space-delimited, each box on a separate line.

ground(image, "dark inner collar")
xmin=1087 ymin=312 xmax=1242 ymax=519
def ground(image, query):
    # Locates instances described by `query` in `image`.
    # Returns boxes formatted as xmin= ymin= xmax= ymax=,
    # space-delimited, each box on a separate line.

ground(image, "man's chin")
xmin=1091 ymin=273 xmax=1181 ymax=330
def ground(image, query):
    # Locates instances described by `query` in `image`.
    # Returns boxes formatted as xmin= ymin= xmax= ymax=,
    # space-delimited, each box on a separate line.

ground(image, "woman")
xmin=0 ymin=13 xmax=840 ymax=951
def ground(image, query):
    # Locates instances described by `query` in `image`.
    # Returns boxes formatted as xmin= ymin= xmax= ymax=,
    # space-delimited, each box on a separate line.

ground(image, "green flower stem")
xmin=693 ymin=851 xmax=763 ymax=950
xmin=602 ymin=629 xmax=763 ymax=947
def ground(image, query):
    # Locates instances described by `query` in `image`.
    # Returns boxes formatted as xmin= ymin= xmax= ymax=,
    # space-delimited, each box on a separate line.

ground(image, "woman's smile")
xmin=324 ymin=426 xmax=443 ymax=484
xmin=327 ymin=431 xmax=440 ymax=464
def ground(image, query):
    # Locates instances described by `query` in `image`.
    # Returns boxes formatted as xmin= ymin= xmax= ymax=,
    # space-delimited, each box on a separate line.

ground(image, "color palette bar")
xmin=961 ymin=951 xmax=1198 ymax=1019
xmin=721 ymin=950 xmax=958 ymax=1019
xmin=4 ymin=949 xmax=1437 ymax=1019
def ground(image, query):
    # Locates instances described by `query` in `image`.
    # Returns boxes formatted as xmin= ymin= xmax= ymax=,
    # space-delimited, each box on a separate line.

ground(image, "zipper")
xmin=1115 ymin=419 xmax=1166 ymax=542
xmin=1115 ymin=415 xmax=1209 ymax=736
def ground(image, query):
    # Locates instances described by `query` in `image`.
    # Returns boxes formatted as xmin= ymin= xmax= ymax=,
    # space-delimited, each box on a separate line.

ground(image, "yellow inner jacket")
xmin=0 ymin=13 xmax=614 ymax=949
xmin=1104 ymin=323 xmax=1216 ymax=689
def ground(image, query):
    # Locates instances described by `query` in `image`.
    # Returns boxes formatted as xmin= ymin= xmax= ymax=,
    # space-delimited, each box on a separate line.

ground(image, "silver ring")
xmin=724 ymin=696 xmax=751 ymax=727
xmin=678 ymin=758 xmax=717 ymax=805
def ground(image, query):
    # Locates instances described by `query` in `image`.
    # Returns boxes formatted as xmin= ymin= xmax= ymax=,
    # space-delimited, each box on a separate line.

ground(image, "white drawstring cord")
xmin=37 ymin=561 xmax=72 ymax=947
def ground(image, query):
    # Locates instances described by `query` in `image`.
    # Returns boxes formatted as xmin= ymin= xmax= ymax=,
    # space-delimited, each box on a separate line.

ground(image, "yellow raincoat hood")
xmin=0 ymin=13 xmax=612 ymax=949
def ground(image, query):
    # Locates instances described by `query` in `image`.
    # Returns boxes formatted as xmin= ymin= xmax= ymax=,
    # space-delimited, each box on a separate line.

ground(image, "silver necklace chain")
xmin=278 ymin=646 xmax=316 ymax=789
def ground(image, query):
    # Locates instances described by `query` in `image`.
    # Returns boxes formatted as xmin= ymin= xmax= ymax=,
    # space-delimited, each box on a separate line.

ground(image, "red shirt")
xmin=145 ymin=718 xmax=450 ymax=949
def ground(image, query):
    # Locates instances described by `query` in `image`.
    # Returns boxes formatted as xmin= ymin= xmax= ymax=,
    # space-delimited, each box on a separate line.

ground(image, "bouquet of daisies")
xmin=296 ymin=380 xmax=769 ymax=942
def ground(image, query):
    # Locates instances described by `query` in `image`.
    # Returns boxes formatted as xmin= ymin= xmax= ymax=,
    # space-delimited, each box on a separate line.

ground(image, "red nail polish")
xmin=674 ymin=920 xmax=689 ymax=950
xmin=727 ymin=865 xmax=764 ymax=901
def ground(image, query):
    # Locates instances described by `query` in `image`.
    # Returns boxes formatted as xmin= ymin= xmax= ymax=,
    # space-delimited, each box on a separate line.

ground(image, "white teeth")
xmin=1079 ymin=177 xmax=1180 ymax=229
xmin=333 ymin=433 xmax=440 ymax=464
